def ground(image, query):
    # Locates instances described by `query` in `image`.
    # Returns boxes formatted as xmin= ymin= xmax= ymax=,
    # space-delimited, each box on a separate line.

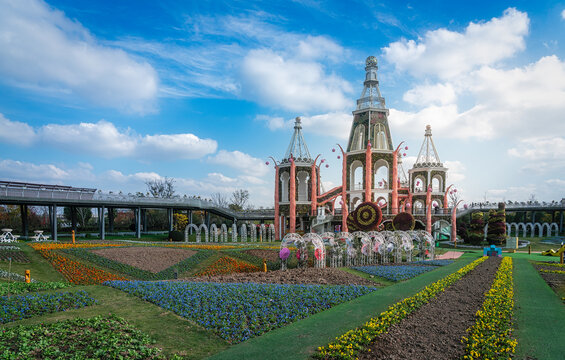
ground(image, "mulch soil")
xmin=243 ymin=249 xmax=280 ymax=262
xmin=183 ymin=267 xmax=380 ymax=286
xmin=533 ymin=262 xmax=565 ymax=293
xmin=91 ymin=247 xmax=197 ymax=273
xmin=358 ymin=256 xmax=502 ymax=360
xmin=0 ymin=250 xmax=30 ymax=263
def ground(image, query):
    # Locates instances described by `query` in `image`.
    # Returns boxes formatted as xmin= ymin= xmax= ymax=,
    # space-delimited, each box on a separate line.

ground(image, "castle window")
xmin=373 ymin=123 xmax=388 ymax=150
xmin=351 ymin=124 xmax=365 ymax=150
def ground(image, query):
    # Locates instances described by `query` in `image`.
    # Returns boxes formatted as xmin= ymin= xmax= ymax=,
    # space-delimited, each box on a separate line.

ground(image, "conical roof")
xmin=413 ymin=125 xmax=443 ymax=168
xmin=283 ymin=117 xmax=312 ymax=163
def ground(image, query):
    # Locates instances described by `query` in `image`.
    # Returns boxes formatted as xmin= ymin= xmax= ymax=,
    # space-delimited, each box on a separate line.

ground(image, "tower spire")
xmin=283 ymin=117 xmax=312 ymax=163
xmin=356 ymin=56 xmax=387 ymax=111
xmin=414 ymin=125 xmax=442 ymax=167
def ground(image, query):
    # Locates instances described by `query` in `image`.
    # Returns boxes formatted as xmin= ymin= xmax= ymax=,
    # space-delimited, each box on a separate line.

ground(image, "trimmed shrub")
xmin=468 ymin=212 xmax=485 ymax=245
xmin=392 ymin=212 xmax=415 ymax=231
xmin=487 ymin=204 xmax=506 ymax=245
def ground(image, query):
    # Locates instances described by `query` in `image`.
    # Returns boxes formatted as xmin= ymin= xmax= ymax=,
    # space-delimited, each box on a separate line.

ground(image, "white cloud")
xmin=206 ymin=173 xmax=237 ymax=184
xmin=10 ymin=119 xmax=217 ymax=160
xmin=562 ymin=9 xmax=565 ymax=20
xmin=0 ymin=0 xmax=158 ymax=113
xmin=508 ymin=136 xmax=565 ymax=172
xmin=0 ymin=158 xmax=89 ymax=182
xmin=403 ymin=83 xmax=456 ymax=106
xmin=297 ymin=36 xmax=345 ymax=62
xmin=444 ymin=160 xmax=466 ymax=183
xmin=383 ymin=8 xmax=529 ymax=78
xmin=208 ymin=150 xmax=269 ymax=176
xmin=0 ymin=114 xmax=36 ymax=145
xmin=241 ymin=49 xmax=352 ymax=112
xmin=257 ymin=112 xmax=352 ymax=139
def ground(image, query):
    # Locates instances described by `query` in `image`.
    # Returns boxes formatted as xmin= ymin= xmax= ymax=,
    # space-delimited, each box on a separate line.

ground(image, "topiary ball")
xmin=392 ymin=212 xmax=415 ymax=231
xmin=354 ymin=202 xmax=382 ymax=231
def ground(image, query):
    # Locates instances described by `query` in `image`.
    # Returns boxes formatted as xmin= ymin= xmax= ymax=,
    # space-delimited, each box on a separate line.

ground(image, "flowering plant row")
xmin=462 ymin=257 xmax=516 ymax=359
xmin=30 ymin=243 xmax=123 ymax=251
xmin=0 ymin=290 xmax=96 ymax=324
xmin=539 ymin=268 xmax=565 ymax=274
xmin=0 ymin=270 xmax=37 ymax=283
xmin=409 ymin=260 xmax=454 ymax=266
xmin=0 ymin=281 xmax=72 ymax=296
xmin=36 ymin=248 xmax=127 ymax=284
xmin=105 ymin=281 xmax=376 ymax=343
xmin=353 ymin=265 xmax=437 ymax=282
xmin=536 ymin=262 xmax=565 ymax=268
xmin=195 ymin=256 xmax=260 ymax=277
xmin=315 ymin=256 xmax=487 ymax=360
xmin=64 ymin=247 xmax=212 ymax=280
xmin=0 ymin=314 xmax=175 ymax=359
xmin=222 ymin=250 xmax=281 ymax=271
xmin=0 ymin=249 xmax=30 ymax=263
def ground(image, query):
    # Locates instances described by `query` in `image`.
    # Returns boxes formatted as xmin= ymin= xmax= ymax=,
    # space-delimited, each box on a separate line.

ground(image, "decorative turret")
xmin=413 ymin=125 xmax=443 ymax=168
xmin=282 ymin=117 xmax=312 ymax=164
xmin=356 ymin=56 xmax=387 ymax=111
xmin=408 ymin=125 xmax=448 ymax=213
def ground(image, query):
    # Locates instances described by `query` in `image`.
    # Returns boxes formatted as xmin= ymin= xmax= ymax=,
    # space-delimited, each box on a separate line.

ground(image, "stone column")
xmin=426 ymin=186 xmax=432 ymax=234
xmin=20 ymin=205 xmax=28 ymax=237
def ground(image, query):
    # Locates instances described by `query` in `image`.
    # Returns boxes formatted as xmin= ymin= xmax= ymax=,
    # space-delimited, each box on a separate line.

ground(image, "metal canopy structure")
xmin=356 ymin=56 xmax=387 ymax=111
xmin=283 ymin=117 xmax=312 ymax=163
xmin=413 ymin=125 xmax=443 ymax=168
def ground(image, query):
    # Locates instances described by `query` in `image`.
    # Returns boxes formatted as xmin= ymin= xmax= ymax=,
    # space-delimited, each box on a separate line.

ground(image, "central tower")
xmin=346 ymin=56 xmax=394 ymax=212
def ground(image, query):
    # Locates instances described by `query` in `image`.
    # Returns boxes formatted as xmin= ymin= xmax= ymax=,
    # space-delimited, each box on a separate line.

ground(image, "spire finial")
xmin=356 ymin=56 xmax=386 ymax=110
xmin=294 ymin=117 xmax=302 ymax=129
xmin=425 ymin=125 xmax=432 ymax=136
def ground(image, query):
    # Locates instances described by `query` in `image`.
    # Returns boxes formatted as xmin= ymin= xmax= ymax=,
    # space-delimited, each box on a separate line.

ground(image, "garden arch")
xmin=231 ymin=224 xmax=237 ymax=242
xmin=220 ymin=224 xmax=228 ymax=242
xmin=184 ymin=224 xmax=199 ymax=242
xmin=210 ymin=224 xmax=219 ymax=242
xmin=198 ymin=224 xmax=208 ymax=242
xmin=240 ymin=224 xmax=247 ymax=242
xmin=249 ymin=224 xmax=257 ymax=242
xmin=550 ymin=223 xmax=559 ymax=236
xmin=350 ymin=160 xmax=364 ymax=191
xmin=302 ymin=233 xmax=326 ymax=268
xmin=374 ymin=159 xmax=389 ymax=189
xmin=280 ymin=172 xmax=290 ymax=202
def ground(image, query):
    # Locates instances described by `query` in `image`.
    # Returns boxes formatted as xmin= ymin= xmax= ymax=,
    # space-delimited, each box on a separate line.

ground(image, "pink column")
xmin=426 ymin=185 xmax=432 ymax=234
xmin=311 ymin=162 xmax=318 ymax=216
xmin=274 ymin=165 xmax=280 ymax=240
xmin=406 ymin=192 xmax=413 ymax=214
xmin=338 ymin=144 xmax=348 ymax=232
xmin=365 ymin=142 xmax=372 ymax=202
xmin=451 ymin=200 xmax=463 ymax=243
xmin=444 ymin=184 xmax=453 ymax=210
xmin=391 ymin=142 xmax=404 ymax=215
xmin=289 ymin=159 xmax=296 ymax=233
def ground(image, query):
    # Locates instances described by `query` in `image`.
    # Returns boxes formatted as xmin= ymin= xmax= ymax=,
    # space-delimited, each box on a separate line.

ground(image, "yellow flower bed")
xmin=29 ymin=243 xmax=124 ymax=250
xmin=315 ymin=256 xmax=487 ymax=360
xmin=462 ymin=257 xmax=516 ymax=359
xmin=539 ymin=268 xmax=565 ymax=274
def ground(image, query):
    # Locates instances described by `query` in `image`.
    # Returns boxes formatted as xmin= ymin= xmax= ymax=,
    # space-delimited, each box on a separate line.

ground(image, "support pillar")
xmin=310 ymin=161 xmax=317 ymax=216
xmin=274 ymin=165 xmax=280 ymax=240
xmin=108 ymin=208 xmax=114 ymax=233
xmin=205 ymin=211 xmax=210 ymax=228
xmin=560 ymin=210 xmax=563 ymax=234
xmin=142 ymin=209 xmax=147 ymax=233
xmin=20 ymin=205 xmax=28 ymax=237
xmin=426 ymin=186 xmax=432 ymax=234
xmin=188 ymin=210 xmax=193 ymax=234
xmin=289 ymin=159 xmax=296 ymax=233
xmin=135 ymin=208 xmax=141 ymax=239
xmin=98 ymin=206 xmax=105 ymax=240
xmin=167 ymin=208 xmax=173 ymax=231
xmin=338 ymin=144 xmax=348 ymax=232
xmin=532 ymin=211 xmax=536 ymax=224
xmin=365 ymin=142 xmax=372 ymax=203
xmin=52 ymin=204 xmax=58 ymax=241
xmin=71 ymin=207 xmax=77 ymax=232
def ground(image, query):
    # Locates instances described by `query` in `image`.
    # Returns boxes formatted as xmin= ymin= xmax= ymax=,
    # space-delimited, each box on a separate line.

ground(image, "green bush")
xmin=468 ymin=212 xmax=485 ymax=245
xmin=487 ymin=206 xmax=506 ymax=245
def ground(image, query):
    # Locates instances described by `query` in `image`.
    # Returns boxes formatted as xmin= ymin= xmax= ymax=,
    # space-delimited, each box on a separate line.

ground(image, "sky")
xmin=1 ymin=0 xmax=564 ymax=208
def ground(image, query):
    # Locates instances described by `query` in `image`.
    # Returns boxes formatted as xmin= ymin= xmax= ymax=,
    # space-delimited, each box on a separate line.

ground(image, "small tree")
xmin=487 ymin=203 xmax=506 ymax=245
xmin=173 ymin=213 xmax=188 ymax=231
xmin=211 ymin=192 xmax=229 ymax=209
xmin=467 ymin=212 xmax=485 ymax=245
xmin=145 ymin=177 xmax=175 ymax=198
xmin=229 ymin=189 xmax=250 ymax=211
xmin=63 ymin=207 xmax=93 ymax=229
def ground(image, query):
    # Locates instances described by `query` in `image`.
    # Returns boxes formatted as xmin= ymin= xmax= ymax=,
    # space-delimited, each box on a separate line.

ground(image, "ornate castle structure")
xmin=273 ymin=56 xmax=451 ymax=240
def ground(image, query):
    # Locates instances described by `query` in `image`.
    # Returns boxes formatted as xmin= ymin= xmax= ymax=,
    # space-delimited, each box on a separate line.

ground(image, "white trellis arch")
xmin=432 ymin=219 xmax=450 ymax=241
xmin=352 ymin=231 xmax=372 ymax=266
xmin=302 ymin=233 xmax=326 ymax=268
xmin=240 ymin=224 xmax=247 ymax=242
xmin=210 ymin=223 xmax=219 ymax=242
xmin=268 ymin=224 xmax=275 ymax=242
xmin=220 ymin=224 xmax=228 ymax=242
xmin=198 ymin=224 xmax=208 ymax=242
xmin=231 ymin=224 xmax=237 ymax=242
xmin=260 ymin=224 xmax=267 ymax=242
xmin=339 ymin=232 xmax=356 ymax=267
xmin=550 ymin=223 xmax=559 ymax=236
xmin=517 ymin=223 xmax=526 ymax=237
xmin=249 ymin=224 xmax=257 ymax=242
xmin=184 ymin=224 xmax=199 ymax=242
xmin=367 ymin=231 xmax=385 ymax=264
xmin=533 ymin=223 xmax=542 ymax=237
xmin=280 ymin=233 xmax=303 ymax=270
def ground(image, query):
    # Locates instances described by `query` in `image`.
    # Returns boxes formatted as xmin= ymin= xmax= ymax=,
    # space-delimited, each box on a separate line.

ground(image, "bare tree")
xmin=145 ymin=177 xmax=175 ymax=198
xmin=229 ymin=189 xmax=250 ymax=211
xmin=448 ymin=189 xmax=460 ymax=208
xmin=211 ymin=192 xmax=229 ymax=208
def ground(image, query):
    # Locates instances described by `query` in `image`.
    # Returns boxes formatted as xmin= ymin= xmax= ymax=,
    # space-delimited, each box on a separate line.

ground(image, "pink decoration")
xmin=368 ymin=142 xmax=372 ymax=147
xmin=454 ymin=189 xmax=457 ymax=192
xmin=406 ymin=203 xmax=411 ymax=208
xmin=265 ymin=161 xmax=270 ymax=165
xmin=296 ymin=250 xmax=301 ymax=260
xmin=321 ymin=159 xmax=324 ymax=163
xmin=337 ymin=155 xmax=341 ymax=159
xmin=314 ymin=248 xmax=323 ymax=260
xmin=279 ymin=247 xmax=290 ymax=260
xmin=405 ymin=146 xmax=408 ymax=150
xmin=464 ymin=204 xmax=468 ymax=209
xmin=332 ymin=148 xmax=336 ymax=152
xmin=325 ymin=164 xmax=329 ymax=168
xmin=339 ymin=200 xmax=343 ymax=205
xmin=378 ymin=182 xmax=383 ymax=186
xmin=403 ymin=153 xmax=406 ymax=156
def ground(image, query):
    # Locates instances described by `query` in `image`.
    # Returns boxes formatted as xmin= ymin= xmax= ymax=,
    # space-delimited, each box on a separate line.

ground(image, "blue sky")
xmin=1 ymin=0 xmax=564 ymax=207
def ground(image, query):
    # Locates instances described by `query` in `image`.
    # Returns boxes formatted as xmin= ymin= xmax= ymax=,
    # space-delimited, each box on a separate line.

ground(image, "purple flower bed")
xmin=353 ymin=265 xmax=437 ymax=282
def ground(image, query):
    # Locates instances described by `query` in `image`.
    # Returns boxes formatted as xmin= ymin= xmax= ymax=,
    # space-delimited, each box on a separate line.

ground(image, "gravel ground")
xmin=91 ymin=247 xmax=197 ymax=273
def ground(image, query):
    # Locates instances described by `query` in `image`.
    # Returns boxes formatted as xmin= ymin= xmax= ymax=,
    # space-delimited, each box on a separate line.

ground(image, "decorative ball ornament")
xmin=332 ymin=148 xmax=336 ymax=152
xmin=321 ymin=159 xmax=324 ymax=163
xmin=368 ymin=142 xmax=372 ymax=147
xmin=406 ymin=202 xmax=412 ymax=209
xmin=405 ymin=146 xmax=408 ymax=150
xmin=454 ymin=189 xmax=458 ymax=193
xmin=403 ymin=153 xmax=406 ymax=156
xmin=325 ymin=164 xmax=329 ymax=168
xmin=279 ymin=247 xmax=290 ymax=260
xmin=337 ymin=155 xmax=341 ymax=159
xmin=392 ymin=212 xmax=415 ymax=231
xmin=353 ymin=202 xmax=382 ymax=231
xmin=378 ymin=181 xmax=383 ymax=186
xmin=464 ymin=204 xmax=468 ymax=209
xmin=265 ymin=161 xmax=269 ymax=166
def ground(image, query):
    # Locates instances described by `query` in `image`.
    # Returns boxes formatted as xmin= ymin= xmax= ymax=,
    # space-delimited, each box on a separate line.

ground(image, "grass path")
xmin=513 ymin=257 xmax=565 ymax=360
xmin=209 ymin=253 xmax=481 ymax=360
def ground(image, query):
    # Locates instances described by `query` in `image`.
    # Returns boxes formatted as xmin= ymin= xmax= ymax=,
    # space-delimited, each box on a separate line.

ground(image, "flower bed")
xmin=35 ymin=248 xmax=127 ymax=284
xmin=0 ymin=270 xmax=37 ymax=283
xmin=539 ymin=268 xmax=565 ymax=274
xmin=223 ymin=249 xmax=281 ymax=271
xmin=64 ymin=247 xmax=212 ymax=280
xmin=316 ymin=256 xmax=487 ymax=360
xmin=30 ymin=243 xmax=124 ymax=251
xmin=0 ymin=290 xmax=96 ymax=323
xmin=105 ymin=280 xmax=377 ymax=343
xmin=0 ymin=249 xmax=30 ymax=263
xmin=0 ymin=314 xmax=170 ymax=359
xmin=0 ymin=281 xmax=72 ymax=296
xmin=195 ymin=256 xmax=260 ymax=277
xmin=462 ymin=257 xmax=516 ymax=359
xmin=353 ymin=265 xmax=437 ymax=282
xmin=410 ymin=260 xmax=454 ymax=266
